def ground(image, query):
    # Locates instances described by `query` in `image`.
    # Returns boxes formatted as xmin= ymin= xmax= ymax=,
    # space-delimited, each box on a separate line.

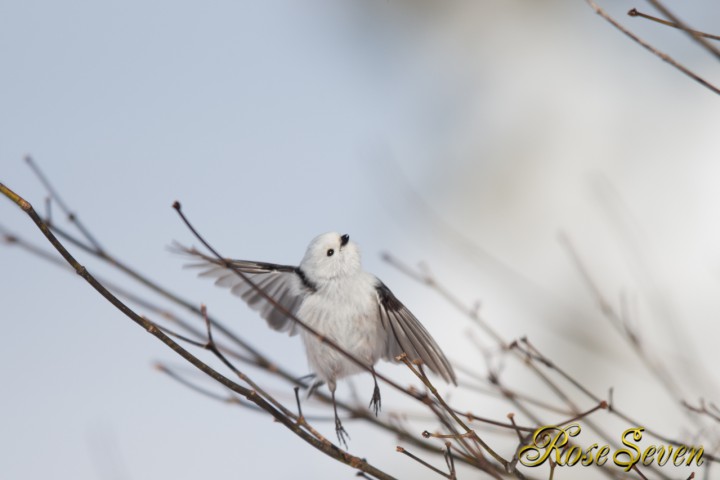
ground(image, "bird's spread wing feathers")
xmin=180 ymin=246 xmax=314 ymax=336
xmin=376 ymin=281 xmax=457 ymax=385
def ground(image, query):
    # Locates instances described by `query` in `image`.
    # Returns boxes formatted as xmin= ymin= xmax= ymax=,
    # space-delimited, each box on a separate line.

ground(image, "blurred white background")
xmin=2 ymin=1 xmax=719 ymax=478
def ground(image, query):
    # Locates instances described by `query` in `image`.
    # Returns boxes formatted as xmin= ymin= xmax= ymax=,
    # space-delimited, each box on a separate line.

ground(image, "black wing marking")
xmin=181 ymin=247 xmax=314 ymax=336
xmin=376 ymin=280 xmax=457 ymax=385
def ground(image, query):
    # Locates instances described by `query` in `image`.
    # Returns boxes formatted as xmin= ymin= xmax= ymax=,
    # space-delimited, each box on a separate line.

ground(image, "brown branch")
xmin=683 ymin=399 xmax=720 ymax=424
xmin=396 ymin=446 xmax=452 ymax=479
xmin=585 ymin=0 xmax=720 ymax=96
xmin=444 ymin=442 xmax=457 ymax=480
xmin=628 ymin=9 xmax=720 ymax=41
xmin=172 ymin=203 xmax=425 ymax=405
xmin=512 ymin=337 xmax=719 ymax=465
xmin=0 ymin=181 xmax=397 ymax=480
xmin=8 ymin=159 xmax=717 ymax=478
xmin=3 ymin=193 xmax=485 ymax=472
xmin=557 ymin=233 xmax=720 ymax=463
xmin=386 ymin=254 xmax=718 ymax=476
xmin=25 ymin=155 xmax=105 ymax=252
xmin=454 ymin=366 xmax=575 ymax=416
xmin=155 ymin=363 xmax=247 ymax=406
xmin=382 ymin=252 xmax=506 ymax=346
xmin=196 ymin=303 xmax=336 ymax=445
xmin=643 ymin=0 xmax=720 ymax=60
xmin=170 ymin=202 xmax=516 ymax=476
xmin=398 ymin=355 xmax=513 ymax=476
xmin=385 ymin=255 xmax=622 ymax=455
xmin=8 ymin=164 xmax=511 ymax=474
xmin=507 ymin=414 xmax=524 ymax=442
xmin=631 ymin=464 xmax=650 ymax=480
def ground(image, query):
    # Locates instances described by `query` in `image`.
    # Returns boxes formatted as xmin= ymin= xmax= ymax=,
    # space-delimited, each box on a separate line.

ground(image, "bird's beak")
xmin=340 ymin=234 xmax=350 ymax=247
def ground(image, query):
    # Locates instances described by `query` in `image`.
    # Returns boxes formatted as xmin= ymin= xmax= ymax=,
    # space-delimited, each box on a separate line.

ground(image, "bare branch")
xmin=585 ymin=0 xmax=720 ymax=96
xmin=643 ymin=0 xmax=720 ymax=60
xmin=0 ymin=181 xmax=398 ymax=480
xmin=628 ymin=8 xmax=720 ymax=41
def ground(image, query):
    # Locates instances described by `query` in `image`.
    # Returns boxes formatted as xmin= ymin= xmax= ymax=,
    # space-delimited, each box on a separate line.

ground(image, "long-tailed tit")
xmin=184 ymin=232 xmax=456 ymax=446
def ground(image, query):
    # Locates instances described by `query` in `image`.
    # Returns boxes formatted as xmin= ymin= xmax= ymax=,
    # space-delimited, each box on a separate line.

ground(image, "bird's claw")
xmin=335 ymin=418 xmax=350 ymax=449
xmin=369 ymin=384 xmax=382 ymax=416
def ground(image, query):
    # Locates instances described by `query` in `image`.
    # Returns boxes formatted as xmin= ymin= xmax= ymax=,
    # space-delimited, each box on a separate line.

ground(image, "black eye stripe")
xmin=327 ymin=249 xmax=334 ymax=257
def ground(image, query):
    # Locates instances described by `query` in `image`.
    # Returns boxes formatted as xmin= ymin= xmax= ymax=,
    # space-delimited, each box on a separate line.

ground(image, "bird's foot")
xmin=335 ymin=417 xmax=350 ymax=449
xmin=369 ymin=383 xmax=382 ymax=416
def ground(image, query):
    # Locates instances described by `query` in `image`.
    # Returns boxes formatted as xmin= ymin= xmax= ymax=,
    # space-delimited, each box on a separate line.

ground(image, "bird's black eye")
xmin=327 ymin=249 xmax=334 ymax=257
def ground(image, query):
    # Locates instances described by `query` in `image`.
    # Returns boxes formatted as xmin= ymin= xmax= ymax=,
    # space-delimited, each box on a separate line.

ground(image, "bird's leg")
xmin=369 ymin=367 xmax=381 ymax=416
xmin=293 ymin=387 xmax=304 ymax=424
xmin=331 ymin=388 xmax=349 ymax=448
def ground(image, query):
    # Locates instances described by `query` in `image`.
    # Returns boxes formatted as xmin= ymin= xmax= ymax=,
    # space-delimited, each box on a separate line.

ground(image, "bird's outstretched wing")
xmin=180 ymin=246 xmax=316 ymax=336
xmin=376 ymin=281 xmax=457 ymax=385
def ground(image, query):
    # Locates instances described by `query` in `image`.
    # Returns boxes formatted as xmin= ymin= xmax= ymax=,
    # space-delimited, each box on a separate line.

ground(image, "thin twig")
xmin=632 ymin=464 xmax=649 ymax=480
xmin=399 ymin=355 xmax=511 ymax=473
xmin=25 ymin=155 xmax=106 ymax=252
xmin=683 ymin=399 xmax=720 ymax=424
xmin=155 ymin=363 xmax=244 ymax=405
xmin=513 ymin=337 xmax=719 ymax=464
xmin=585 ymin=0 xmax=720 ymax=96
xmin=444 ymin=442 xmax=456 ymax=480
xmin=171 ymin=204 xmax=442 ymax=406
xmin=396 ymin=446 xmax=452 ymax=479
xmin=386 ymin=254 xmax=719 ymax=474
xmin=644 ymin=0 xmax=720 ymax=60
xmin=0 ymin=181 xmax=398 ymax=480
xmin=3 ymin=194 xmax=486 ymax=472
xmin=628 ymin=8 xmax=720 ymax=41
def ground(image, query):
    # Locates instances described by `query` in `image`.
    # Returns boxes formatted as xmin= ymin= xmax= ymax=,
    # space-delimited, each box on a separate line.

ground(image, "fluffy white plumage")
xmin=296 ymin=234 xmax=385 ymax=392
xmin=183 ymin=232 xmax=455 ymax=445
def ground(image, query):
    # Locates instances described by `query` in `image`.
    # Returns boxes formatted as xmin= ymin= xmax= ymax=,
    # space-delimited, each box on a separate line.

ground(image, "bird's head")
xmin=300 ymin=232 xmax=361 ymax=282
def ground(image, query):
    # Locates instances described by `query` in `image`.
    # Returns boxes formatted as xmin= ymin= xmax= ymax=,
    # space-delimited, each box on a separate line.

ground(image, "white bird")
xmin=184 ymin=232 xmax=456 ymax=445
